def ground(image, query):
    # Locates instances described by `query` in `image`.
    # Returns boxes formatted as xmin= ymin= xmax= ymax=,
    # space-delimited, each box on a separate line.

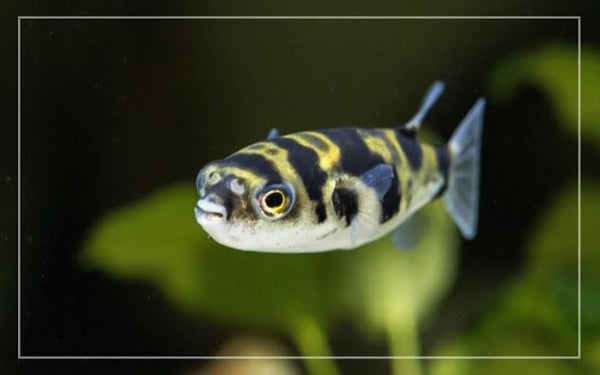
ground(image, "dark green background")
xmin=2 ymin=1 xmax=598 ymax=375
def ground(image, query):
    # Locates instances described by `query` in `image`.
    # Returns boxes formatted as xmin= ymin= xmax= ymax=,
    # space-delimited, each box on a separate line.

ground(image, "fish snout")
xmin=195 ymin=173 xmax=245 ymax=225
xmin=195 ymin=195 xmax=228 ymax=223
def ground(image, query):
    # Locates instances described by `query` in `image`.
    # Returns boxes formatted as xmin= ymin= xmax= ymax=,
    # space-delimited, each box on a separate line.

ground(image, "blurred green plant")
xmin=431 ymin=182 xmax=598 ymax=375
xmin=429 ymin=42 xmax=599 ymax=374
xmin=490 ymin=43 xmax=600 ymax=142
xmin=81 ymin=40 xmax=599 ymax=375
xmin=82 ymin=186 xmax=458 ymax=375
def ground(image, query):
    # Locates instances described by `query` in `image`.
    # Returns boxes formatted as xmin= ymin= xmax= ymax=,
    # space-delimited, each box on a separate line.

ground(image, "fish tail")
xmin=443 ymin=98 xmax=486 ymax=239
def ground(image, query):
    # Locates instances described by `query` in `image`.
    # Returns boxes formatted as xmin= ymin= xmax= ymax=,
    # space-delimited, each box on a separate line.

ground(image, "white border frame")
xmin=17 ymin=15 xmax=582 ymax=360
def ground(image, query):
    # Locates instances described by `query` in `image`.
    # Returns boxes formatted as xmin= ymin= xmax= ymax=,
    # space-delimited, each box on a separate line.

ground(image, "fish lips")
xmin=195 ymin=198 xmax=227 ymax=224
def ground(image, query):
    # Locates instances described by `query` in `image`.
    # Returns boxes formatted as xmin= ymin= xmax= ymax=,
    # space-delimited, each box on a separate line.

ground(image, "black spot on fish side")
xmin=381 ymin=170 xmax=401 ymax=222
xmin=315 ymin=203 xmax=327 ymax=223
xmin=332 ymin=188 xmax=358 ymax=226
xmin=395 ymin=129 xmax=422 ymax=171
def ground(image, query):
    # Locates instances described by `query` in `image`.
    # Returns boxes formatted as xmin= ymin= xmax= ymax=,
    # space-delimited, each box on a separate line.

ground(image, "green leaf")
xmin=82 ymin=184 xmax=345 ymax=375
xmin=525 ymin=181 xmax=600 ymax=342
xmin=81 ymin=181 xmax=460 ymax=372
xmin=81 ymin=185 xmax=207 ymax=307
xmin=82 ymin=184 xmax=335 ymax=332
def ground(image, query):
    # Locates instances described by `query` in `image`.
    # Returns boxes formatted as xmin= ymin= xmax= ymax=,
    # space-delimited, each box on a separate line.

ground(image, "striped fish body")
xmin=195 ymin=83 xmax=485 ymax=252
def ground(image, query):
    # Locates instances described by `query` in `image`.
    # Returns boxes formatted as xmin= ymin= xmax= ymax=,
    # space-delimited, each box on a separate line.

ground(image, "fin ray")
xmin=392 ymin=212 xmax=429 ymax=250
xmin=360 ymin=164 xmax=394 ymax=200
xmin=403 ymin=81 xmax=445 ymax=130
xmin=267 ymin=128 xmax=280 ymax=139
xmin=443 ymin=98 xmax=485 ymax=239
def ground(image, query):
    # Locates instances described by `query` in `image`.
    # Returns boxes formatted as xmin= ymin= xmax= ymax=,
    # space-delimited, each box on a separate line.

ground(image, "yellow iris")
xmin=260 ymin=189 xmax=288 ymax=216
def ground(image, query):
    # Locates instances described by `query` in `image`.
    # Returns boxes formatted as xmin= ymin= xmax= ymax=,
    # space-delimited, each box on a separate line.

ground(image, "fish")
xmin=194 ymin=82 xmax=485 ymax=253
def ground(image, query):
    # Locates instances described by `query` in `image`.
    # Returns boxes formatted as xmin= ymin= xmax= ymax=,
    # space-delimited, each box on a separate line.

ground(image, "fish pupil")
xmin=265 ymin=191 xmax=284 ymax=208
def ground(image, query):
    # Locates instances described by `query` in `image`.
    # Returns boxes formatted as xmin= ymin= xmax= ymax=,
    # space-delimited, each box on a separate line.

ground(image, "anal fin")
xmin=392 ymin=212 xmax=429 ymax=250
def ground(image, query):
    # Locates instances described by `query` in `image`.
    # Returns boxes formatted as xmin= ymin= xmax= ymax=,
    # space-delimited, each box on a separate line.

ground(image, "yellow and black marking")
xmin=267 ymin=137 xmax=330 ymax=222
xmin=195 ymin=82 xmax=486 ymax=252
xmin=217 ymin=152 xmax=283 ymax=185
xmin=209 ymin=125 xmax=450 ymax=225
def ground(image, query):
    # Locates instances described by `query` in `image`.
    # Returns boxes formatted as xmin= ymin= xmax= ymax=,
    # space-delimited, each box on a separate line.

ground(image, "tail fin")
xmin=443 ymin=98 xmax=485 ymax=239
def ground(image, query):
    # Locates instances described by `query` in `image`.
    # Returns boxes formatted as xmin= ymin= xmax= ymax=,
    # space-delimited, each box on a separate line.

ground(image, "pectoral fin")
xmin=360 ymin=163 xmax=394 ymax=200
xmin=392 ymin=212 xmax=429 ymax=250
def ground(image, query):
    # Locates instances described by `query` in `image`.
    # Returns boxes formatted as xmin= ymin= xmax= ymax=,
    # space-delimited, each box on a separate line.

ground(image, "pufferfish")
xmin=194 ymin=82 xmax=485 ymax=252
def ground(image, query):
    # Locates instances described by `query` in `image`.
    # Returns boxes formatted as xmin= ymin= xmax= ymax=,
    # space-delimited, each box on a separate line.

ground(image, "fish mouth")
xmin=195 ymin=199 xmax=227 ymax=222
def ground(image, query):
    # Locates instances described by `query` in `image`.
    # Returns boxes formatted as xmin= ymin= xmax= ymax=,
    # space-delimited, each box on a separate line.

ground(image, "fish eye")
xmin=256 ymin=184 xmax=295 ymax=219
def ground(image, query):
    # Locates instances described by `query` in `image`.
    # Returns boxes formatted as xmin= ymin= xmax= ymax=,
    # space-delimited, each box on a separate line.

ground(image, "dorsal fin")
xmin=401 ymin=81 xmax=445 ymax=132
